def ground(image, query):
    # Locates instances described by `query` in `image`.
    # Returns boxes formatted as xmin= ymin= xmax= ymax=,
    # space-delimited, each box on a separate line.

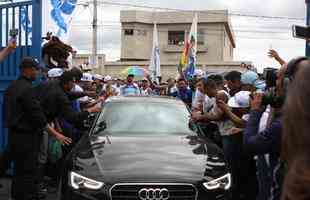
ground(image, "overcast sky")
xmin=43 ymin=0 xmax=307 ymax=72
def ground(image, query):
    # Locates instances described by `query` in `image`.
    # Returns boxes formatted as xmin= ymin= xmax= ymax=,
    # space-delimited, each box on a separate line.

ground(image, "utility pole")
xmin=306 ymin=0 xmax=310 ymax=56
xmin=92 ymin=0 xmax=98 ymax=68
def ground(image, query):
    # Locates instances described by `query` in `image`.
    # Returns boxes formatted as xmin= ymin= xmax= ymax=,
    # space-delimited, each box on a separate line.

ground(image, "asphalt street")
xmin=0 ymin=178 xmax=58 ymax=200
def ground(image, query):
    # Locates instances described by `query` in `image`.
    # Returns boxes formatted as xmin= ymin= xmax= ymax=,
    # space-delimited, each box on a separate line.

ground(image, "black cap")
xmin=128 ymin=74 xmax=135 ymax=77
xmin=20 ymin=57 xmax=40 ymax=70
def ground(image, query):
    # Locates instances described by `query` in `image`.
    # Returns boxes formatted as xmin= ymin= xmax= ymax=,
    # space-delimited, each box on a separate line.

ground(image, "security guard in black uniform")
xmin=4 ymin=57 xmax=47 ymax=200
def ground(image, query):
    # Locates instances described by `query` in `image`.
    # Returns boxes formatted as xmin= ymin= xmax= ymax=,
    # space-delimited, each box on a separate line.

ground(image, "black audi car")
xmin=60 ymin=96 xmax=231 ymax=200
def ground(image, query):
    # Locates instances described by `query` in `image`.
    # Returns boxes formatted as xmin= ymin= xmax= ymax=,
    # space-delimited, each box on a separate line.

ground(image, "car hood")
xmin=74 ymin=134 xmax=226 ymax=184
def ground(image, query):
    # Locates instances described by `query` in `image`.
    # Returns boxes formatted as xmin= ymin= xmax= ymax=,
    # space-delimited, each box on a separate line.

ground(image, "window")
xmin=168 ymin=31 xmax=185 ymax=46
xmin=94 ymin=102 xmax=193 ymax=135
xmin=124 ymin=29 xmax=134 ymax=35
xmin=197 ymin=29 xmax=204 ymax=45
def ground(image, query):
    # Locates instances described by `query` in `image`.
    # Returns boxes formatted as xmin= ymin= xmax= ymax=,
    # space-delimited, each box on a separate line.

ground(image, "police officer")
xmin=4 ymin=57 xmax=48 ymax=200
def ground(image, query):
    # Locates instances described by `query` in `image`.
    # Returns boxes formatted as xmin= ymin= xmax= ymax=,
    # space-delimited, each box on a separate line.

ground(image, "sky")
xmin=42 ymin=0 xmax=307 ymax=72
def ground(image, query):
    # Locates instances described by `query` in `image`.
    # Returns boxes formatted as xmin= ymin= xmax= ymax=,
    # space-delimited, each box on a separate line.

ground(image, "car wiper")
xmin=92 ymin=120 xmax=107 ymax=135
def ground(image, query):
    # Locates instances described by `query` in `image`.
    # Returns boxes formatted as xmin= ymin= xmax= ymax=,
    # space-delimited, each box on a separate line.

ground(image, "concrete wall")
xmin=121 ymin=23 xmax=153 ymax=60
xmin=72 ymin=54 xmax=106 ymax=74
xmin=121 ymin=22 xmax=231 ymax=63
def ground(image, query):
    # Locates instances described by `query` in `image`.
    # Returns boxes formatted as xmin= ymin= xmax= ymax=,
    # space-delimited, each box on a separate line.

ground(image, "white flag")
xmin=149 ymin=23 xmax=161 ymax=82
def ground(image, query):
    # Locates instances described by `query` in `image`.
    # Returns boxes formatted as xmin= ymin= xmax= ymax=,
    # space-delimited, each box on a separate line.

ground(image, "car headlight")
xmin=203 ymin=173 xmax=231 ymax=190
xmin=70 ymin=171 xmax=104 ymax=190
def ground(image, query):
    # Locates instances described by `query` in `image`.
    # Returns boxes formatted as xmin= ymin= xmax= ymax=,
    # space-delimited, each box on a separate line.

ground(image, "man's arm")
xmin=268 ymin=49 xmax=286 ymax=66
xmin=58 ymin=91 xmax=99 ymax=125
xmin=67 ymin=91 xmax=96 ymax=101
xmin=46 ymin=124 xmax=72 ymax=145
xmin=0 ymin=40 xmax=16 ymax=62
xmin=217 ymin=100 xmax=246 ymax=128
xmin=243 ymin=110 xmax=281 ymax=156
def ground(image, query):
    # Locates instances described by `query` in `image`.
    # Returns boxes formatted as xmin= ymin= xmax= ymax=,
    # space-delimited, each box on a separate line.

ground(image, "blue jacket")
xmin=244 ymin=110 xmax=283 ymax=200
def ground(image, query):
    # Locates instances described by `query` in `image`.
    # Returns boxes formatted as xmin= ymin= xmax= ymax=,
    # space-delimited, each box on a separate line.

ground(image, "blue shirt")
xmin=120 ymin=84 xmax=141 ymax=96
xmin=171 ymin=89 xmax=193 ymax=106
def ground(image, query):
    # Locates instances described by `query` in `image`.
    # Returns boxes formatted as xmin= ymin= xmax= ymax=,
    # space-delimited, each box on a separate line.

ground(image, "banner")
xmin=50 ymin=0 xmax=77 ymax=38
xmin=179 ymin=13 xmax=198 ymax=79
xmin=149 ymin=23 xmax=161 ymax=83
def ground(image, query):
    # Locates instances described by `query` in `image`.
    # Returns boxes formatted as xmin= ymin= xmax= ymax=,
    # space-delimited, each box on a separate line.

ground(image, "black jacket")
xmin=35 ymin=80 xmax=89 ymax=125
xmin=4 ymin=76 xmax=47 ymax=133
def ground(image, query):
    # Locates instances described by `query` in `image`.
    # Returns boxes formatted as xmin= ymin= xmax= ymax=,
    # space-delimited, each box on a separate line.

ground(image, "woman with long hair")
xmin=282 ymin=62 xmax=310 ymax=200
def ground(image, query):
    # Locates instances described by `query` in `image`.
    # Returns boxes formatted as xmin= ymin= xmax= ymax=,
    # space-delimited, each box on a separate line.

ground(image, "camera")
xmin=262 ymin=93 xmax=284 ymax=108
xmin=292 ymin=25 xmax=310 ymax=39
xmin=263 ymin=68 xmax=278 ymax=88
xmin=9 ymin=29 xmax=18 ymax=38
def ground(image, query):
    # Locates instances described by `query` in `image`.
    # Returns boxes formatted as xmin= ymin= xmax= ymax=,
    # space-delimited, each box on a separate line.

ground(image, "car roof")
xmin=105 ymin=96 xmax=185 ymax=105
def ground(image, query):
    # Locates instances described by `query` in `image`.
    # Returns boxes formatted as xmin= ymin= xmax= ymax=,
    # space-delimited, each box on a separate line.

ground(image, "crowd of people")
xmin=0 ymin=34 xmax=310 ymax=200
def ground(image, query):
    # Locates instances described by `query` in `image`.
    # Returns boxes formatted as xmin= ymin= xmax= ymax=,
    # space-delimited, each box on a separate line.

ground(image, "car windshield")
xmin=93 ymin=101 xmax=193 ymax=136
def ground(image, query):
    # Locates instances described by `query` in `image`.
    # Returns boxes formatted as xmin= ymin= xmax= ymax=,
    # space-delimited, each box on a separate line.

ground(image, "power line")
xmin=80 ymin=0 xmax=306 ymax=21
xmin=70 ymin=24 xmax=292 ymax=34
xmin=69 ymin=25 xmax=295 ymax=40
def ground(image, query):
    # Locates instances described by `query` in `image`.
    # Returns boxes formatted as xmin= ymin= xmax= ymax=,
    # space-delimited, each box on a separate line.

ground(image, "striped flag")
xmin=179 ymin=13 xmax=198 ymax=79
xmin=149 ymin=23 xmax=161 ymax=83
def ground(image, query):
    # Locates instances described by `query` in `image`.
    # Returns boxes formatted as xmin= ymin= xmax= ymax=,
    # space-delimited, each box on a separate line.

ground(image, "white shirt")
xmin=208 ymin=104 xmax=235 ymax=136
xmin=258 ymin=106 xmax=271 ymax=133
xmin=72 ymin=84 xmax=89 ymax=102
xmin=192 ymin=89 xmax=205 ymax=110
xmin=203 ymin=95 xmax=216 ymax=114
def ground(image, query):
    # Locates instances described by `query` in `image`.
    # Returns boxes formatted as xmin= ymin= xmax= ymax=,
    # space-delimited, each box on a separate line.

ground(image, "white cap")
xmin=228 ymin=91 xmax=251 ymax=108
xmin=48 ymin=68 xmax=64 ymax=78
xmin=104 ymin=75 xmax=112 ymax=82
xmin=93 ymin=74 xmax=103 ymax=80
xmin=194 ymin=69 xmax=205 ymax=77
xmin=81 ymin=73 xmax=93 ymax=82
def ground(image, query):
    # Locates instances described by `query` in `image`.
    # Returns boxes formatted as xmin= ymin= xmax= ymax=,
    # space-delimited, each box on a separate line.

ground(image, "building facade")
xmin=74 ymin=10 xmax=250 ymax=80
xmin=120 ymin=10 xmax=235 ymax=63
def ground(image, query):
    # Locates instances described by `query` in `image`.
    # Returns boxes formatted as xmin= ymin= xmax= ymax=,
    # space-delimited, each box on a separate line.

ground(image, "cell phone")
xmin=292 ymin=25 xmax=310 ymax=39
xmin=9 ymin=28 xmax=18 ymax=38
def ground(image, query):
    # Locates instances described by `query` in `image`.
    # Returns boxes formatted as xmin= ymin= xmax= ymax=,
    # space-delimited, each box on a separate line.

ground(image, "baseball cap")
xmin=241 ymin=70 xmax=266 ymax=90
xmin=228 ymin=91 xmax=251 ymax=108
xmin=48 ymin=68 xmax=64 ymax=78
xmin=20 ymin=57 xmax=40 ymax=69
xmin=93 ymin=74 xmax=103 ymax=80
xmin=194 ymin=69 xmax=205 ymax=77
xmin=81 ymin=73 xmax=93 ymax=82
xmin=241 ymin=71 xmax=259 ymax=85
xmin=104 ymin=75 xmax=112 ymax=82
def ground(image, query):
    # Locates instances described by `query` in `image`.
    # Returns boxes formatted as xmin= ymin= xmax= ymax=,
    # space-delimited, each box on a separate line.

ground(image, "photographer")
xmin=244 ymin=93 xmax=284 ymax=200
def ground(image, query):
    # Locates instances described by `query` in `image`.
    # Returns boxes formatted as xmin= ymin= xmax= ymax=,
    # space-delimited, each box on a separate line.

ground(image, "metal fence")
xmin=0 ymin=0 xmax=42 ymax=153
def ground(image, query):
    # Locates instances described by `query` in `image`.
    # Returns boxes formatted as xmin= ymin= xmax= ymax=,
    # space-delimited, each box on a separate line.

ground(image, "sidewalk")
xmin=0 ymin=178 xmax=58 ymax=200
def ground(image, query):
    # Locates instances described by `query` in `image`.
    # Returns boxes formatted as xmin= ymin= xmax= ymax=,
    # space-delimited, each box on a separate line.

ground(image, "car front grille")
xmin=110 ymin=183 xmax=197 ymax=200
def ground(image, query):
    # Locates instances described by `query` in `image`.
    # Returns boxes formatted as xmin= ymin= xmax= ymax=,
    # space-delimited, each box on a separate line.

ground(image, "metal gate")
xmin=0 ymin=0 xmax=42 ymax=153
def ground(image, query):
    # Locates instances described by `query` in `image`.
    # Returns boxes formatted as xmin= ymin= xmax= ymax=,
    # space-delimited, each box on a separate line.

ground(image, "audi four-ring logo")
xmin=138 ymin=188 xmax=170 ymax=200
